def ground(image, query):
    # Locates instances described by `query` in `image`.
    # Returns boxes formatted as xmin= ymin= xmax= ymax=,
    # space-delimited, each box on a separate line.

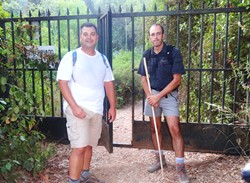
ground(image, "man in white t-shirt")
xmin=57 ymin=22 xmax=116 ymax=183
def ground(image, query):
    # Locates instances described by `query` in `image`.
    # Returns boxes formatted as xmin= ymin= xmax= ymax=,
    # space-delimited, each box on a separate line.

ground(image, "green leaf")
xmin=19 ymin=99 xmax=24 ymax=106
xmin=1 ymin=85 xmax=6 ymax=92
xmin=0 ymin=99 xmax=6 ymax=105
xmin=14 ymin=106 xmax=20 ymax=113
xmin=5 ymin=162 xmax=12 ymax=171
xmin=9 ymin=86 xmax=15 ymax=95
xmin=29 ymin=107 xmax=34 ymax=113
xmin=20 ymin=135 xmax=26 ymax=141
xmin=17 ymin=71 xmax=23 ymax=78
xmin=11 ymin=114 xmax=17 ymax=122
xmin=23 ymin=158 xmax=34 ymax=171
xmin=12 ymin=160 xmax=20 ymax=165
xmin=0 ymin=76 xmax=7 ymax=85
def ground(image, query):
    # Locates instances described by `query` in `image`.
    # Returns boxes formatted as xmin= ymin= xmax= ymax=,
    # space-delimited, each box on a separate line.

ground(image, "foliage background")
xmin=2 ymin=0 xmax=249 ymax=121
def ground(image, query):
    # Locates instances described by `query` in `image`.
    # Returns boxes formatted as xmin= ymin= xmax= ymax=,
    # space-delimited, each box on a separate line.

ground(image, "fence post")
xmin=0 ymin=20 xmax=9 ymax=99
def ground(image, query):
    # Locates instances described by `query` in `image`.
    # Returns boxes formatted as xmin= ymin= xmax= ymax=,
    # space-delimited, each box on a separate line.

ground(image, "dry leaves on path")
xmin=35 ymin=144 xmax=246 ymax=183
xmin=18 ymin=102 xmax=249 ymax=183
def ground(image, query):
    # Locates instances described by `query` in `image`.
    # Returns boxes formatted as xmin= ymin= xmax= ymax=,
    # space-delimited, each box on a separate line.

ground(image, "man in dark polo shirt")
xmin=137 ymin=23 xmax=189 ymax=183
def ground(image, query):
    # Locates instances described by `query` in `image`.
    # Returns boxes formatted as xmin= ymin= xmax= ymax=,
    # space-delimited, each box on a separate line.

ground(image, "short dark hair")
xmin=80 ymin=22 xmax=98 ymax=33
xmin=149 ymin=23 xmax=165 ymax=34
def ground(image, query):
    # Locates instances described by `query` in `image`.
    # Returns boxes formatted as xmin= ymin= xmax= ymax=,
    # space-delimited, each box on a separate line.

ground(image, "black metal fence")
xmin=1 ymin=1 xmax=249 ymax=153
xmin=1 ymin=2 xmax=249 ymax=122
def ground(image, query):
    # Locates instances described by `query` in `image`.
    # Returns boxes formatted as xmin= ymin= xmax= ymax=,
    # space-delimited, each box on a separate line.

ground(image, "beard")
xmin=153 ymin=39 xmax=163 ymax=47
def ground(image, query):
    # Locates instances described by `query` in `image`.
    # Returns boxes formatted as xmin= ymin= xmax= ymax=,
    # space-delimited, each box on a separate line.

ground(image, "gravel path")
xmin=18 ymin=101 xmax=249 ymax=183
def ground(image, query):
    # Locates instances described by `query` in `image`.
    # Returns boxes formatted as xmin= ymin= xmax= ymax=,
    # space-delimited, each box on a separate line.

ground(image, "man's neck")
xmin=81 ymin=47 xmax=96 ymax=56
xmin=153 ymin=43 xmax=164 ymax=54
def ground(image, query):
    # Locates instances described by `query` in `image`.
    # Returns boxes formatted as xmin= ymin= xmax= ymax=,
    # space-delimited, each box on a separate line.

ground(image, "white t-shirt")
xmin=56 ymin=47 xmax=114 ymax=115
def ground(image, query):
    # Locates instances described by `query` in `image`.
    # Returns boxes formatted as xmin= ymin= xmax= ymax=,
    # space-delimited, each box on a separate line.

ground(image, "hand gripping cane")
xmin=143 ymin=57 xmax=164 ymax=177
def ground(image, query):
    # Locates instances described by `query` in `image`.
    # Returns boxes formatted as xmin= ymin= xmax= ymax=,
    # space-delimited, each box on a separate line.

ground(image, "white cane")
xmin=143 ymin=57 xmax=164 ymax=177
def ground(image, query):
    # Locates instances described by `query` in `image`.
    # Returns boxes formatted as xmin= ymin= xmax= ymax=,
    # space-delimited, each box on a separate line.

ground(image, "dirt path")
xmin=18 ymin=102 xmax=248 ymax=183
xmin=42 ymin=144 xmax=246 ymax=183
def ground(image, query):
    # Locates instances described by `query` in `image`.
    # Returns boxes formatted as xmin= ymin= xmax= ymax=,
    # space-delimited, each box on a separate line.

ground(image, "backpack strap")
xmin=72 ymin=50 xmax=77 ymax=82
xmin=71 ymin=51 xmax=109 ymax=82
xmin=101 ymin=54 xmax=109 ymax=68
xmin=72 ymin=50 xmax=77 ymax=66
xmin=72 ymin=50 xmax=108 ymax=68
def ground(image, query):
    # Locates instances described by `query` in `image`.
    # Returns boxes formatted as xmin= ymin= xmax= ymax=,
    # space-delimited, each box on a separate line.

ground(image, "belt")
xmin=151 ymin=87 xmax=178 ymax=92
xmin=151 ymin=88 xmax=178 ymax=98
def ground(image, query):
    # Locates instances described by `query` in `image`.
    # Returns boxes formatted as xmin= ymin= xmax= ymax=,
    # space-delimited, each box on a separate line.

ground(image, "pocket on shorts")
xmin=66 ymin=122 xmax=79 ymax=141
xmin=81 ymin=107 xmax=95 ymax=119
xmin=169 ymin=91 xmax=178 ymax=102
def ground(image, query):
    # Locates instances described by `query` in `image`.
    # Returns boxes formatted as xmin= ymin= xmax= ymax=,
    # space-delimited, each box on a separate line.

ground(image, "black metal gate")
xmin=0 ymin=2 xmax=249 ymax=155
xmin=97 ymin=11 xmax=114 ymax=153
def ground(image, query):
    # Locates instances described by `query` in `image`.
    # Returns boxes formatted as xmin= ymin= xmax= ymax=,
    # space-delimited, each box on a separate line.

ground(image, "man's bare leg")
xmin=165 ymin=116 xmax=184 ymax=157
xmin=69 ymin=147 xmax=85 ymax=180
xmin=82 ymin=145 xmax=92 ymax=171
xmin=166 ymin=116 xmax=189 ymax=183
xmin=80 ymin=146 xmax=92 ymax=181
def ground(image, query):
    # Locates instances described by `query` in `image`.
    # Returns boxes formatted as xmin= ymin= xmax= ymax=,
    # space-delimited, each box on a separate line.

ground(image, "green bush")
xmin=0 ymin=22 xmax=55 ymax=182
xmin=0 ymin=72 xmax=55 ymax=182
xmin=113 ymin=50 xmax=142 ymax=108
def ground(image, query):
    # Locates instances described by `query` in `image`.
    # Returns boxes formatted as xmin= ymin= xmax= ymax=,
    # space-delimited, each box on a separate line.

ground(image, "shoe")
xmin=147 ymin=155 xmax=167 ymax=173
xmin=176 ymin=164 xmax=189 ymax=183
xmin=80 ymin=173 xmax=105 ymax=183
xmin=80 ymin=174 xmax=89 ymax=183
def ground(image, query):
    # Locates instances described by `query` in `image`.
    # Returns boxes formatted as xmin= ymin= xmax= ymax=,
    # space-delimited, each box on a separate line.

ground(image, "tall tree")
xmin=83 ymin=0 xmax=96 ymax=13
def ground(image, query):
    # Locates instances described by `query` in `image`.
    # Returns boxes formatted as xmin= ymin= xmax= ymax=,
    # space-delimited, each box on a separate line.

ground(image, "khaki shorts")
xmin=65 ymin=106 xmax=102 ymax=148
xmin=144 ymin=89 xmax=179 ymax=117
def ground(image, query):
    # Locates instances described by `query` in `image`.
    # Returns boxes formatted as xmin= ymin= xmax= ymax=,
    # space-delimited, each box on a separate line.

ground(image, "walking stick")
xmin=143 ymin=57 xmax=164 ymax=178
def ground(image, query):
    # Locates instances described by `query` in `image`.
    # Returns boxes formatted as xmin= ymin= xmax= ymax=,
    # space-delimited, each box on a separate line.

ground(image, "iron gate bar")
xmin=221 ymin=6 xmax=230 ymax=125
xmin=209 ymin=5 xmax=216 ymax=123
xmin=234 ymin=12 xmax=243 ymax=117
xmin=186 ymin=2 xmax=192 ymax=123
xmin=1 ymin=7 xmax=248 ymax=24
xmin=198 ymin=2 xmax=204 ymax=123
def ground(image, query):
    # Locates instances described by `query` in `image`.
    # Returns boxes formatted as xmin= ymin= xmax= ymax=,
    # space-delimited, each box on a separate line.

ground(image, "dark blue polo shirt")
xmin=137 ymin=43 xmax=185 ymax=91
